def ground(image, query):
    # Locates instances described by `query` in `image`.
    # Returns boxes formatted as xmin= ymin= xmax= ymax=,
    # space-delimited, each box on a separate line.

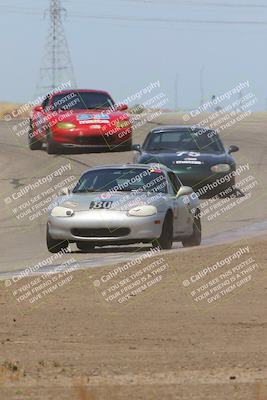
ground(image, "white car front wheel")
xmin=182 ymin=210 xmax=201 ymax=247
xmin=153 ymin=212 xmax=173 ymax=250
xmin=46 ymin=225 xmax=68 ymax=253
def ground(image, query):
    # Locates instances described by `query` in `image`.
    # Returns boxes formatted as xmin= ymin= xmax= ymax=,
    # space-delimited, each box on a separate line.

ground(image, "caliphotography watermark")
xmin=4 ymin=80 xmax=72 ymax=122
xmin=181 ymin=244 xmax=262 ymax=311
xmin=2 ymin=162 xmax=76 ymax=224
xmin=183 ymin=80 xmax=257 ymax=137
xmin=102 ymin=80 xmax=169 ymax=148
xmin=185 ymin=163 xmax=259 ymax=222
xmin=4 ymin=250 xmax=81 ymax=311
xmin=91 ymin=247 xmax=172 ymax=307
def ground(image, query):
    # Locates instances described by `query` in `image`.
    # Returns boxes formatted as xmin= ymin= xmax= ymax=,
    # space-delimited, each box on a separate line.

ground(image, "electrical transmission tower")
xmin=36 ymin=0 xmax=76 ymax=96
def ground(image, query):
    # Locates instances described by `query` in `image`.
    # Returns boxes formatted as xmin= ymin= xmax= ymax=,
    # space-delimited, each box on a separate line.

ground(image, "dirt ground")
xmin=0 ymin=110 xmax=267 ymax=399
xmin=0 ymin=234 xmax=266 ymax=400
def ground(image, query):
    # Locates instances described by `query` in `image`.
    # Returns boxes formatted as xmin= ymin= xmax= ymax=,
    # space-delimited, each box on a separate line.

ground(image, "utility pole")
xmin=238 ymin=90 xmax=243 ymax=111
xmin=36 ymin=0 xmax=76 ymax=96
xmin=174 ymin=73 xmax=180 ymax=111
xmin=200 ymin=66 xmax=205 ymax=106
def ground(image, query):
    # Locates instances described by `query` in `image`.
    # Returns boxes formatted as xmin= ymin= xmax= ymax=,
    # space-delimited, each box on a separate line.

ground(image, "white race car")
xmin=47 ymin=164 xmax=201 ymax=253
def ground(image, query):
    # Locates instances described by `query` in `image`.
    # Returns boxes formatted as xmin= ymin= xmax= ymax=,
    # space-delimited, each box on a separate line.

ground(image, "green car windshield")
xmin=145 ymin=130 xmax=224 ymax=153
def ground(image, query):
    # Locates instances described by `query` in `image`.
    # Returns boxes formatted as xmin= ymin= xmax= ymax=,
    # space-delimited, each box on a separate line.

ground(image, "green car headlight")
xmin=56 ymin=122 xmax=76 ymax=129
xmin=210 ymin=164 xmax=231 ymax=173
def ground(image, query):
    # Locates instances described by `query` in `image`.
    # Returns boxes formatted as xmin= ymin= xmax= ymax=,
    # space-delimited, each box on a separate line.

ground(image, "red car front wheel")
xmin=28 ymin=121 xmax=42 ymax=150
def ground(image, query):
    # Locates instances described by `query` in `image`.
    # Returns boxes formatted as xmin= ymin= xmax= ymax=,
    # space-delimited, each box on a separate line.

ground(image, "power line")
xmin=1 ymin=4 xmax=267 ymax=27
xmin=0 ymin=5 xmax=42 ymax=15
xmin=69 ymin=13 xmax=267 ymax=26
xmin=187 ymin=1 xmax=267 ymax=7
xmin=92 ymin=0 xmax=267 ymax=8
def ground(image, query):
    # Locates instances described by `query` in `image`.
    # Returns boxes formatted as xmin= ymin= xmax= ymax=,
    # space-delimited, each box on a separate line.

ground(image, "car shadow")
xmin=71 ymin=245 xmax=154 ymax=254
xmin=52 ymin=147 xmax=130 ymax=155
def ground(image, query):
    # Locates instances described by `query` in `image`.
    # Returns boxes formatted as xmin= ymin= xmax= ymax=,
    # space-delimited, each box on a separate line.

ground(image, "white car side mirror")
xmin=60 ymin=187 xmax=70 ymax=196
xmin=176 ymin=186 xmax=193 ymax=198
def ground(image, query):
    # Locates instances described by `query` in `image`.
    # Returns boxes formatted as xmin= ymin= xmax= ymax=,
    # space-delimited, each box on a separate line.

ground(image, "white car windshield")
xmin=73 ymin=168 xmax=168 ymax=194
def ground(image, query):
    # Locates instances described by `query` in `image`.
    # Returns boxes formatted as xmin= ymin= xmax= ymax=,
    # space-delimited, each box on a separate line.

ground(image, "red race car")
xmin=29 ymin=89 xmax=132 ymax=154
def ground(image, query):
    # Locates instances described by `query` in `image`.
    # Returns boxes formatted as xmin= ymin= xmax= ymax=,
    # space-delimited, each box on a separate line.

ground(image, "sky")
xmin=0 ymin=0 xmax=267 ymax=110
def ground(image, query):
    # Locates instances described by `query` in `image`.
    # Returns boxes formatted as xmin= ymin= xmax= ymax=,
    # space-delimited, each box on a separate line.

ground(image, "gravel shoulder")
xmin=0 ymin=235 xmax=266 ymax=400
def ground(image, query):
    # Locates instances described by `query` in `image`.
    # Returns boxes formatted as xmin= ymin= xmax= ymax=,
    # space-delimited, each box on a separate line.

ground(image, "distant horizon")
xmin=0 ymin=0 xmax=266 ymax=110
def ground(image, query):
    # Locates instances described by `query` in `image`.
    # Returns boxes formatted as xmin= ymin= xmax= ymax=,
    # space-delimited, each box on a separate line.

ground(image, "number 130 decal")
xmin=89 ymin=201 xmax=113 ymax=209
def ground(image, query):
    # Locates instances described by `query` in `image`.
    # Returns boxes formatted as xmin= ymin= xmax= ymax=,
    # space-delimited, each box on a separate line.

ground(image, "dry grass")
xmin=75 ymin=385 xmax=95 ymax=400
xmin=255 ymin=382 xmax=265 ymax=400
xmin=0 ymin=102 xmax=30 ymax=120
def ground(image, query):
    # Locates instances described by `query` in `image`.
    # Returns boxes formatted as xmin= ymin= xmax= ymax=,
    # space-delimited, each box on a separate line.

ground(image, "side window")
xmin=42 ymin=96 xmax=50 ymax=111
xmin=167 ymin=172 xmax=181 ymax=194
xmin=172 ymin=173 xmax=182 ymax=192
xmin=144 ymin=132 xmax=159 ymax=149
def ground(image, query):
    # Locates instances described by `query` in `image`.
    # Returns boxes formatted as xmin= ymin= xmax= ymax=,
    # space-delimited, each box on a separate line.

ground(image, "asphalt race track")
xmin=1 ymin=112 xmax=267 ymax=275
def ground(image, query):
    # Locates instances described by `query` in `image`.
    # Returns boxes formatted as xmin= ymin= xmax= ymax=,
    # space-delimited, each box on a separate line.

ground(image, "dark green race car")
xmin=133 ymin=126 xmax=239 ymax=198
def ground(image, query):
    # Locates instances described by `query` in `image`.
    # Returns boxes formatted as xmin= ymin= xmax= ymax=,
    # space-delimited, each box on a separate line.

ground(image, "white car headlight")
xmin=128 ymin=205 xmax=157 ymax=217
xmin=210 ymin=164 xmax=231 ymax=173
xmin=51 ymin=206 xmax=74 ymax=217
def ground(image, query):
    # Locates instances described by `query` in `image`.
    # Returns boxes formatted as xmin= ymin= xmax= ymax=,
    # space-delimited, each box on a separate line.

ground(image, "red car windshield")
xmin=51 ymin=91 xmax=115 ymax=111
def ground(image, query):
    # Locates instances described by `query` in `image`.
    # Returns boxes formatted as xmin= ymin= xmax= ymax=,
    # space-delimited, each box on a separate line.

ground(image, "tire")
xmin=46 ymin=225 xmax=68 ymax=253
xmin=217 ymin=178 xmax=236 ymax=198
xmin=182 ymin=210 xmax=201 ymax=247
xmin=153 ymin=212 xmax=173 ymax=250
xmin=76 ymin=242 xmax=95 ymax=252
xmin=114 ymin=139 xmax=132 ymax=152
xmin=28 ymin=122 xmax=42 ymax=150
xmin=122 ymin=140 xmax=133 ymax=151
xmin=46 ymin=130 xmax=60 ymax=155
